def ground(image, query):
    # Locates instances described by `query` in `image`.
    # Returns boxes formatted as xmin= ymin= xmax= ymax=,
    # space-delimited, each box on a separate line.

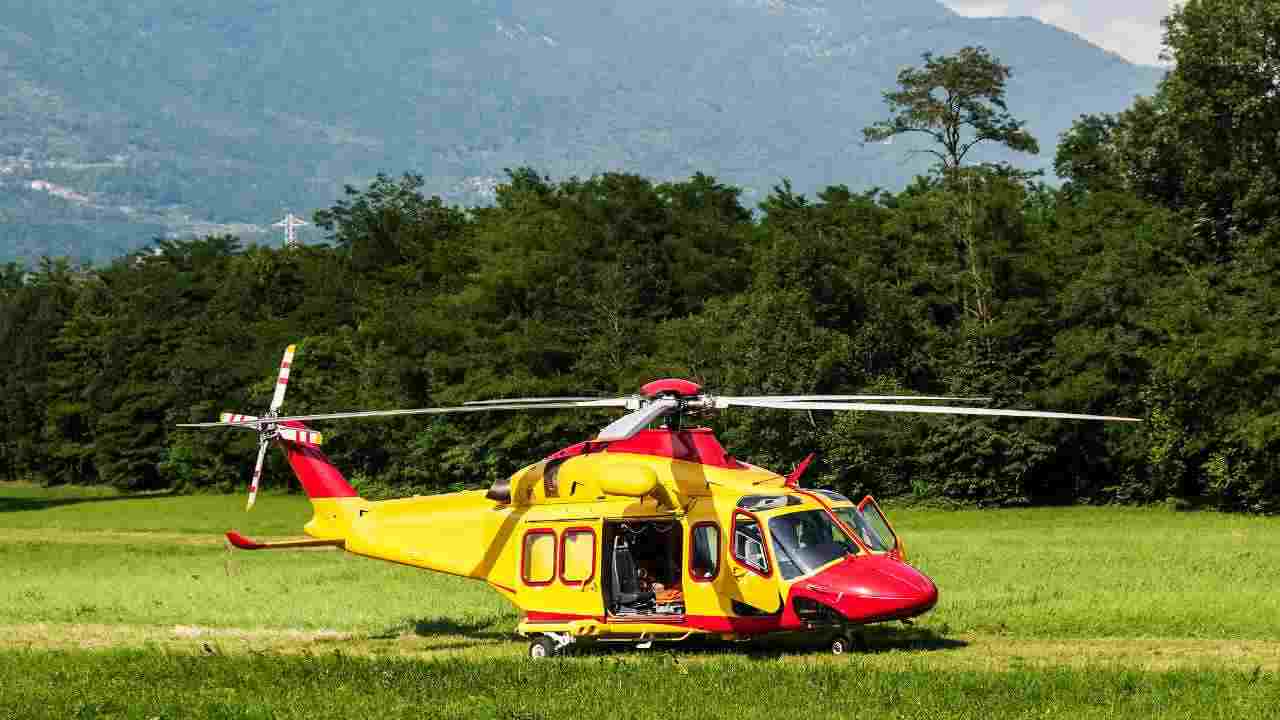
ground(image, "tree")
xmin=1158 ymin=0 xmax=1280 ymax=237
xmin=863 ymin=46 xmax=1039 ymax=172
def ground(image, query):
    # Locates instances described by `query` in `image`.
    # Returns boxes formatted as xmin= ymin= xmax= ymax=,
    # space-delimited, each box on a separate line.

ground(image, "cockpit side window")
xmin=833 ymin=507 xmax=892 ymax=552
xmin=732 ymin=513 xmax=770 ymax=575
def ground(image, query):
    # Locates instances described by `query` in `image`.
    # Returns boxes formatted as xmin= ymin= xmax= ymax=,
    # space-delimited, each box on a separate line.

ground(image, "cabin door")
xmin=856 ymin=496 xmax=903 ymax=557
xmin=722 ymin=510 xmax=782 ymax=615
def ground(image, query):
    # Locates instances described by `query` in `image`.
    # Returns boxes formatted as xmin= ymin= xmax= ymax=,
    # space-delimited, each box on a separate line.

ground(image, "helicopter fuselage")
xmin=291 ymin=426 xmax=937 ymax=645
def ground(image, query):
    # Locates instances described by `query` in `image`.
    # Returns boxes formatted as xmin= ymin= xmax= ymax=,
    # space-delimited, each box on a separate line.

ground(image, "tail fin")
xmin=276 ymin=420 xmax=364 ymax=541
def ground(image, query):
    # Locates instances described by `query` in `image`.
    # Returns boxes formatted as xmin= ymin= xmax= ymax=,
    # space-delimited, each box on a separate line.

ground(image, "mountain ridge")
xmin=0 ymin=0 xmax=1162 ymax=262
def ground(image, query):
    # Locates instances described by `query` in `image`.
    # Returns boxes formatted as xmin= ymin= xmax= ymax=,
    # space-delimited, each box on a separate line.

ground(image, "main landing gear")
xmin=527 ymin=633 xmax=575 ymax=659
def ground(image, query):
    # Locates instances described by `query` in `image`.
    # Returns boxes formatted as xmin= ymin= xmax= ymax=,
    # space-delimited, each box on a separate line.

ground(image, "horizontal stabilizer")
xmin=225 ymin=531 xmax=344 ymax=551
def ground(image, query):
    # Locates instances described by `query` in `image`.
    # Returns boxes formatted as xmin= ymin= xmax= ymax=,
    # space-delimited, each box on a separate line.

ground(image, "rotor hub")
xmin=639 ymin=379 xmax=702 ymax=399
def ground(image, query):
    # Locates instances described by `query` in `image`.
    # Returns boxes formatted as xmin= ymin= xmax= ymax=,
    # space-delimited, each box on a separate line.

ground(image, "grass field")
xmin=1 ymin=482 xmax=1278 ymax=718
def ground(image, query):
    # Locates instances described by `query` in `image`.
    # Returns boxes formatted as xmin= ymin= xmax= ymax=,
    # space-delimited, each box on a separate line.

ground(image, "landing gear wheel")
xmin=528 ymin=636 xmax=557 ymax=659
xmin=830 ymin=634 xmax=851 ymax=656
xmin=830 ymin=631 xmax=864 ymax=656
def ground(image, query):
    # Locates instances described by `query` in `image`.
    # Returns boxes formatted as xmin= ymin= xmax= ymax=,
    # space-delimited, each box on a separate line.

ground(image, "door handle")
xmin=731 ymin=566 xmax=746 ymax=578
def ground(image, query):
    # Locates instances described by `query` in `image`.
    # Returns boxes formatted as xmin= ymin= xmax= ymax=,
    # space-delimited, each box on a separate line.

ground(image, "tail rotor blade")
xmin=269 ymin=344 xmax=296 ymax=413
xmin=276 ymin=426 xmax=323 ymax=446
xmin=246 ymin=438 xmax=269 ymax=511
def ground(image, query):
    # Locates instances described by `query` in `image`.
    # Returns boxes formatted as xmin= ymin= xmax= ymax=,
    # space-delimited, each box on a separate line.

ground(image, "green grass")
xmin=0 ymin=483 xmax=313 ymax=535
xmin=4 ymin=483 xmax=1280 ymax=718
xmin=0 ymin=484 xmax=512 ymax=633
xmin=901 ymin=505 xmax=1280 ymax=639
xmin=2 ymin=483 xmax=1278 ymax=639
xmin=1 ymin=649 xmax=1276 ymax=720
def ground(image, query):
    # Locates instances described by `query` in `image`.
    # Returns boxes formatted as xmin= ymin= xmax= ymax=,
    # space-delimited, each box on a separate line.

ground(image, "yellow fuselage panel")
xmin=304 ymin=497 xmax=367 ymax=540
xmin=314 ymin=452 xmax=803 ymax=622
xmin=512 ymin=452 xmax=780 ymax=506
xmin=344 ymin=491 xmax=520 ymax=584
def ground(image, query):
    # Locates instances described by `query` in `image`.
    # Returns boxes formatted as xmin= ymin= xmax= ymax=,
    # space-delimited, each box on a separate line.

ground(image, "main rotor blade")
xmin=723 ymin=395 xmax=991 ymax=403
xmin=184 ymin=398 xmax=630 ymax=428
xmin=595 ymin=398 xmax=679 ymax=442
xmin=246 ymin=438 xmax=269 ymax=511
xmin=179 ymin=415 xmax=263 ymax=429
xmin=723 ymin=399 xmax=1141 ymax=423
xmin=269 ymin=344 xmax=296 ymax=413
xmin=464 ymin=396 xmax=624 ymax=406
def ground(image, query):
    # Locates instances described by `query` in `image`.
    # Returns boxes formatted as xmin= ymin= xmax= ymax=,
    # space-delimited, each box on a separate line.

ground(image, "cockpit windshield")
xmin=831 ymin=506 xmax=893 ymax=552
xmin=767 ymin=510 xmax=860 ymax=580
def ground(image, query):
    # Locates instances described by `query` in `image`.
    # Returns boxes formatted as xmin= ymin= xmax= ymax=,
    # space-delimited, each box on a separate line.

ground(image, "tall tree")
xmin=1159 ymin=0 xmax=1280 ymax=238
xmin=863 ymin=46 xmax=1039 ymax=172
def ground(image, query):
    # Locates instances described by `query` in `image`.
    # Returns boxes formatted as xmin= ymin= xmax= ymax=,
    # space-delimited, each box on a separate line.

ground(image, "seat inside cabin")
xmin=603 ymin=520 xmax=684 ymax=616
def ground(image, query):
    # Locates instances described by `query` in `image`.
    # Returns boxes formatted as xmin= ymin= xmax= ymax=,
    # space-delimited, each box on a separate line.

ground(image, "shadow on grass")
xmin=526 ymin=625 xmax=967 ymax=659
xmin=858 ymin=625 xmax=969 ymax=653
xmin=713 ymin=625 xmax=966 ymax=659
xmin=368 ymin=615 xmax=515 ymax=641
xmin=0 ymin=490 xmax=179 ymax=514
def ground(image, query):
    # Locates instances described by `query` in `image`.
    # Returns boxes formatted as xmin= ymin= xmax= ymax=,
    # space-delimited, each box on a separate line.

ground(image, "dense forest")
xmin=2 ymin=0 xmax=1277 ymax=511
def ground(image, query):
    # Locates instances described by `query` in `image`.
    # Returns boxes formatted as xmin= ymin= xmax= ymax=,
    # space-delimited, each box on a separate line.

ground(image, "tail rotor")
xmin=203 ymin=344 xmax=312 ymax=511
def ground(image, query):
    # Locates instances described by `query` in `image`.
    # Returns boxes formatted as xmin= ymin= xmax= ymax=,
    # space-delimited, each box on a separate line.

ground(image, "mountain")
xmin=0 ymin=0 xmax=1163 ymax=262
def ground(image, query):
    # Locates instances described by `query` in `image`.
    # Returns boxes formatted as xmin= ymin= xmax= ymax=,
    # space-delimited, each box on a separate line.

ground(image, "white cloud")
xmin=949 ymin=2 xmax=1011 ymax=16
xmin=939 ymin=0 xmax=1173 ymax=65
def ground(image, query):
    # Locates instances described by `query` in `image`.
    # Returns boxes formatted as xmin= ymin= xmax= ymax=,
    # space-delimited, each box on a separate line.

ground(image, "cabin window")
xmin=560 ymin=528 xmax=596 ymax=585
xmin=689 ymin=522 xmax=720 ymax=581
xmin=732 ymin=513 xmax=770 ymax=575
xmin=522 ymin=529 xmax=556 ymax=585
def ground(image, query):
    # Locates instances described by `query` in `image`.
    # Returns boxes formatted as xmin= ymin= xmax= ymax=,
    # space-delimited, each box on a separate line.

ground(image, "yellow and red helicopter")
xmin=180 ymin=345 xmax=1139 ymax=657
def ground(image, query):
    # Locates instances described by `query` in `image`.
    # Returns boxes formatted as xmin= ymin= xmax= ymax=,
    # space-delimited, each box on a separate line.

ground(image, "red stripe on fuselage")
xmin=522 ymin=610 xmax=792 ymax=634
xmin=546 ymin=428 xmax=746 ymax=469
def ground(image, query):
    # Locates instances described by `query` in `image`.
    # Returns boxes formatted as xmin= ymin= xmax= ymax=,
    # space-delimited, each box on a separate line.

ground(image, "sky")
xmin=939 ymin=1 xmax=1179 ymax=66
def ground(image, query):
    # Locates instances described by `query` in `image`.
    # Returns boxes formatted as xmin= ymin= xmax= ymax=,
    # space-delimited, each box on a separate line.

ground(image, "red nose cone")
xmin=640 ymin=379 xmax=702 ymax=398
xmin=792 ymin=554 xmax=938 ymax=624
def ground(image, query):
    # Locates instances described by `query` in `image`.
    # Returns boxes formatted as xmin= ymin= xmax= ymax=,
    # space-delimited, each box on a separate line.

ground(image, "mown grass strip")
xmin=4 ymin=623 xmax=1280 ymax=672
xmin=0 ymin=648 xmax=1277 ymax=720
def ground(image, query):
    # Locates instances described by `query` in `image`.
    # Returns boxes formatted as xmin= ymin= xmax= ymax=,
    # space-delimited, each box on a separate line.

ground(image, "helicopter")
xmin=179 ymin=345 xmax=1140 ymax=657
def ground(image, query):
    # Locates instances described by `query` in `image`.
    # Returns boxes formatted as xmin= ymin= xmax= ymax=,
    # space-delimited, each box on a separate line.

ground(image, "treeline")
xmin=2 ymin=0 xmax=1277 ymax=510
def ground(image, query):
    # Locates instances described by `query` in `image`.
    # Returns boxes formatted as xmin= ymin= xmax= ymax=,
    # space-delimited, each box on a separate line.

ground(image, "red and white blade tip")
xmin=276 ymin=426 xmax=323 ymax=446
xmin=246 ymin=439 xmax=269 ymax=511
xmin=269 ymin=344 xmax=296 ymax=413
xmin=220 ymin=412 xmax=259 ymax=424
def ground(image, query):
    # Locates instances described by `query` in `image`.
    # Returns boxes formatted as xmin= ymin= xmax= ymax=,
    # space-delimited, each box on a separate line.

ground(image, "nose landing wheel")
xmin=830 ymin=630 xmax=866 ymax=655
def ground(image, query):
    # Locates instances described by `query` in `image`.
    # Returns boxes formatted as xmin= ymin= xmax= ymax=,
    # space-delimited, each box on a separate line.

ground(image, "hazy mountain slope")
xmin=0 ymin=0 xmax=1162 ymax=262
